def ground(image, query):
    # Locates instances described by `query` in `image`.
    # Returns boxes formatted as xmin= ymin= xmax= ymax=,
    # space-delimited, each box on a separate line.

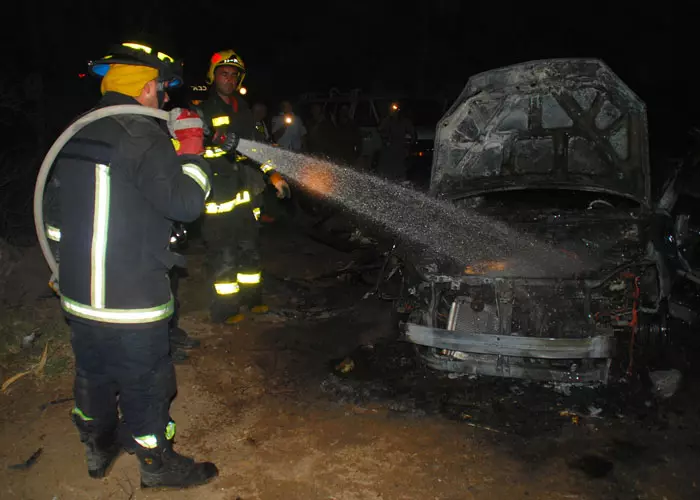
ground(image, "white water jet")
xmin=238 ymin=139 xmax=585 ymax=277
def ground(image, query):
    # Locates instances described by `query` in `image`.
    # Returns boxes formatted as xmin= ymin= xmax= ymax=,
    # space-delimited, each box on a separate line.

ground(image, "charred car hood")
xmin=430 ymin=59 xmax=651 ymax=206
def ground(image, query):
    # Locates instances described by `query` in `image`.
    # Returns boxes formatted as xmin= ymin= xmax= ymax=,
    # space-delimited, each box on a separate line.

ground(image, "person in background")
xmin=307 ymin=103 xmax=335 ymax=158
xmin=272 ymin=100 xmax=307 ymax=152
xmin=252 ymin=102 xmax=272 ymax=143
xmin=333 ymin=104 xmax=362 ymax=167
xmin=377 ymin=101 xmax=416 ymax=181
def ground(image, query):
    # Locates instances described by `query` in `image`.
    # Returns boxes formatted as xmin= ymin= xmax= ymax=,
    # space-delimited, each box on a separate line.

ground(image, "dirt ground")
xmin=1 ymin=221 xmax=699 ymax=500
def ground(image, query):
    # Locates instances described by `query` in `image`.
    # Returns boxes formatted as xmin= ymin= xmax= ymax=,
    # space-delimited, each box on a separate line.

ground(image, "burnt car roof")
xmin=430 ymin=59 xmax=651 ymax=206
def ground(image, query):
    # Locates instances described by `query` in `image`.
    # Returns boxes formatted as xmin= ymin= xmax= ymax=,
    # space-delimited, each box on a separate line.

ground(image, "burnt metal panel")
xmin=430 ymin=59 xmax=650 ymax=206
xmin=403 ymin=323 xmax=615 ymax=359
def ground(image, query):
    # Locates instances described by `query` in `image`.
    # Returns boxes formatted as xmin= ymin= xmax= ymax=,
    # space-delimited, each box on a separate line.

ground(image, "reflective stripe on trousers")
xmin=214 ymin=282 xmax=240 ymax=295
xmin=236 ymin=272 xmax=261 ymax=284
xmin=134 ymin=421 xmax=176 ymax=449
xmin=214 ymin=273 xmax=261 ymax=295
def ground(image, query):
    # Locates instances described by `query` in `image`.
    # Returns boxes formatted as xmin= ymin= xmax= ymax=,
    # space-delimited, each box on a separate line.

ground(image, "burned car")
xmin=387 ymin=59 xmax=681 ymax=384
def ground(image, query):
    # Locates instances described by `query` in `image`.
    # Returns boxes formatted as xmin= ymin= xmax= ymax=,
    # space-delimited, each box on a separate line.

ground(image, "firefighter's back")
xmin=57 ymin=108 xmax=178 ymax=323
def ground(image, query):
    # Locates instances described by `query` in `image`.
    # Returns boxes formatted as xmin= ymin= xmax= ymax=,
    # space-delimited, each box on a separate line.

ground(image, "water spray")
xmin=34 ymin=107 xmax=583 ymax=286
xmin=236 ymin=139 xmax=585 ymax=277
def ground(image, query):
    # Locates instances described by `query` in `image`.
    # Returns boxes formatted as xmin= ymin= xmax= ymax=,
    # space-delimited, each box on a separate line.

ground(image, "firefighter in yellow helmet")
xmin=192 ymin=49 xmax=291 ymax=323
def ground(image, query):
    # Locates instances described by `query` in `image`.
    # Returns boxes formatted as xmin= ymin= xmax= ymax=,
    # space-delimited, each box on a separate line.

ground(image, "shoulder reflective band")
xmin=46 ymin=225 xmax=61 ymax=242
xmin=171 ymin=138 xmax=181 ymax=151
xmin=236 ymin=272 xmax=261 ymax=284
xmin=253 ymin=207 xmax=261 ymax=220
xmin=61 ymin=295 xmax=175 ymax=324
xmin=212 ymin=116 xmax=230 ymax=127
xmin=260 ymin=163 xmax=275 ymax=173
xmin=215 ymin=282 xmax=240 ymax=295
xmin=205 ymin=190 xmax=251 ymax=214
xmin=204 ymin=147 xmax=227 ymax=158
xmin=181 ymin=163 xmax=211 ymax=199
xmin=134 ymin=434 xmax=159 ymax=449
xmin=92 ymin=164 xmax=110 ymax=309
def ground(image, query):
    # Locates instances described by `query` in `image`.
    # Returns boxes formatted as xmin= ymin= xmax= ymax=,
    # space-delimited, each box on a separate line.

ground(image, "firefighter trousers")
xmin=201 ymin=201 xmax=262 ymax=321
xmin=70 ymin=320 xmax=176 ymax=443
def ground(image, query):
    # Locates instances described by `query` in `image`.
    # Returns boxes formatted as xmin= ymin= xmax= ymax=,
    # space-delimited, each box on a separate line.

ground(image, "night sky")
xmin=4 ymin=2 xmax=697 ymax=150
xmin=0 ymin=1 xmax=695 ymax=240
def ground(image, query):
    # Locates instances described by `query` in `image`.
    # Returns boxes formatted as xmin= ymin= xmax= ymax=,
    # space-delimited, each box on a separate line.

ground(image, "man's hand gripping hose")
xmin=269 ymin=172 xmax=291 ymax=199
xmin=213 ymin=128 xmax=240 ymax=155
xmin=168 ymin=108 xmax=205 ymax=155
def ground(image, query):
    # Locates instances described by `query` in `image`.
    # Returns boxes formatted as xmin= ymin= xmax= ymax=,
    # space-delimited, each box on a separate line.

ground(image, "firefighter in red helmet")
xmin=193 ymin=49 xmax=290 ymax=323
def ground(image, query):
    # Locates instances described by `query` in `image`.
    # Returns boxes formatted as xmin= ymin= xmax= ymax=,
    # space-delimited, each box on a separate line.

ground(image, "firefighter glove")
xmin=213 ymin=128 xmax=240 ymax=154
xmin=168 ymin=108 xmax=204 ymax=155
xmin=270 ymin=172 xmax=291 ymax=199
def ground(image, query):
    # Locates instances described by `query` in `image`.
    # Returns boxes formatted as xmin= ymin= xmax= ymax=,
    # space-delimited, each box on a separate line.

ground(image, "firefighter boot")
xmin=138 ymin=442 xmax=218 ymax=489
xmin=247 ymin=287 xmax=268 ymax=314
xmin=72 ymin=413 xmax=121 ymax=479
xmin=210 ymin=298 xmax=244 ymax=324
xmin=211 ymin=267 xmax=244 ymax=323
xmin=237 ymin=258 xmax=266 ymax=314
xmin=169 ymin=326 xmax=201 ymax=350
xmin=171 ymin=347 xmax=189 ymax=364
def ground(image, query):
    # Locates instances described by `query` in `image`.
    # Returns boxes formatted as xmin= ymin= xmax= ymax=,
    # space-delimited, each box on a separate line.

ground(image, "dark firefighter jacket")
xmin=193 ymin=91 xmax=273 ymax=204
xmin=53 ymin=92 xmax=211 ymax=327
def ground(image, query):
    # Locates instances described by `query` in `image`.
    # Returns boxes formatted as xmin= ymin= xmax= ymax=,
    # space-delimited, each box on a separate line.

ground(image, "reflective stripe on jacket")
xmin=55 ymin=92 xmax=211 ymax=326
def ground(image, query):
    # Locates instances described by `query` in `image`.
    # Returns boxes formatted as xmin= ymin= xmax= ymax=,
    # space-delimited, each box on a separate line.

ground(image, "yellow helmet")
xmin=206 ymin=49 xmax=246 ymax=88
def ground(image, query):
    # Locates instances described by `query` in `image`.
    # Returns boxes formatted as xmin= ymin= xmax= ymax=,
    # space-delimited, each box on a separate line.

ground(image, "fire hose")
xmin=33 ymin=105 xmax=170 ymax=285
